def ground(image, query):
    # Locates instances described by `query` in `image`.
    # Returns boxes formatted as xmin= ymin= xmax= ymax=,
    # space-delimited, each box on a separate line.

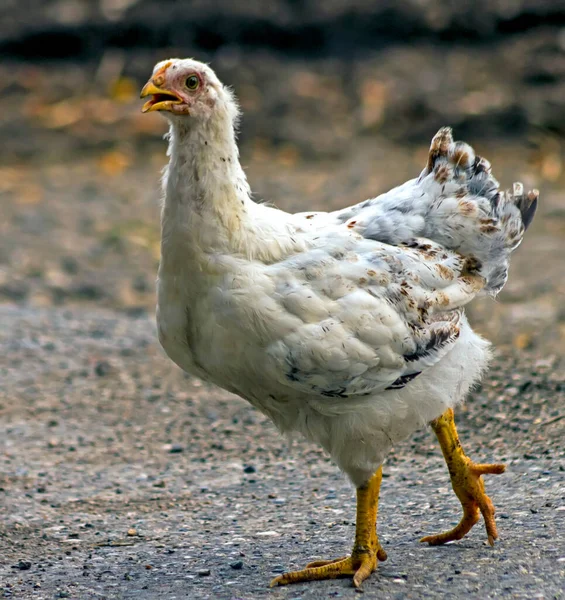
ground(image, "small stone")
xmin=60 ymin=256 xmax=79 ymax=274
xmin=94 ymin=361 xmax=111 ymax=377
xmin=169 ymin=444 xmax=184 ymax=454
xmin=15 ymin=560 xmax=31 ymax=570
xmin=127 ymin=528 xmax=137 ymax=537
xmin=0 ymin=281 xmax=29 ymax=302
xmin=243 ymin=465 xmax=256 ymax=474
xmin=197 ymin=569 xmax=211 ymax=576
xmin=125 ymin=306 xmax=147 ymax=318
xmin=132 ymin=274 xmax=149 ymax=293
xmin=72 ymin=283 xmax=105 ymax=301
xmin=230 ymin=560 xmax=243 ymax=570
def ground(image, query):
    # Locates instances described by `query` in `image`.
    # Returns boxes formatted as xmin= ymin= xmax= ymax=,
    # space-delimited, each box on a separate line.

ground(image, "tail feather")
xmin=513 ymin=182 xmax=539 ymax=231
xmin=329 ymin=126 xmax=538 ymax=295
xmin=420 ymin=127 xmax=539 ymax=293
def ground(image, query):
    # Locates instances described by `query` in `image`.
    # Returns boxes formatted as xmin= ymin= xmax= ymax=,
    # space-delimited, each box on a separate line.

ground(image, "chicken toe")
xmin=270 ymin=467 xmax=386 ymax=588
xmin=422 ymin=408 xmax=506 ymax=546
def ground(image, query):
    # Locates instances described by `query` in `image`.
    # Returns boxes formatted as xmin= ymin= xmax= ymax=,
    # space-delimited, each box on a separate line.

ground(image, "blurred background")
xmin=2 ymin=4 xmax=565 ymax=597
xmin=1 ymin=0 xmax=564 ymax=352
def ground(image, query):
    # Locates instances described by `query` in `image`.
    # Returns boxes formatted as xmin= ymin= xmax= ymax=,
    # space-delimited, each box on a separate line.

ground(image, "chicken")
xmin=140 ymin=58 xmax=538 ymax=588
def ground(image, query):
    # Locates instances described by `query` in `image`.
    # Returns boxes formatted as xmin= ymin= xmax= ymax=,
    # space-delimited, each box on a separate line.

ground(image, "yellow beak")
xmin=140 ymin=80 xmax=182 ymax=113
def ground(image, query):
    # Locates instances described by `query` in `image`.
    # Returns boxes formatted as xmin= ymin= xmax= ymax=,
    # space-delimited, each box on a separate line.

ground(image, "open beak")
xmin=140 ymin=80 xmax=182 ymax=113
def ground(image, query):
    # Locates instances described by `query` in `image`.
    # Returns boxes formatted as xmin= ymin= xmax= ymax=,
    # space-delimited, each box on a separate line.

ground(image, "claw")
xmin=305 ymin=556 xmax=348 ymax=569
xmin=420 ymin=460 xmax=505 ymax=546
xmin=425 ymin=409 xmax=506 ymax=547
xmin=270 ymin=553 xmax=379 ymax=588
xmin=471 ymin=463 xmax=506 ymax=476
xmin=269 ymin=467 xmax=385 ymax=588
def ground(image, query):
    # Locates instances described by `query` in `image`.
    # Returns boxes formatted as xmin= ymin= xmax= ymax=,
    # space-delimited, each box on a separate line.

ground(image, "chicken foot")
xmin=271 ymin=466 xmax=387 ymax=588
xmin=421 ymin=407 xmax=506 ymax=546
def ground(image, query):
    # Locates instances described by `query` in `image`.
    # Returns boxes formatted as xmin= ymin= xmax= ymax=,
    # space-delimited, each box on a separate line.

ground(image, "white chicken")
xmin=140 ymin=58 xmax=538 ymax=588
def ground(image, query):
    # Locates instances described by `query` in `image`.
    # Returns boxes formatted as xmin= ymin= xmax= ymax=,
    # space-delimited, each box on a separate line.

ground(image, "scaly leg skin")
xmin=421 ymin=407 xmax=506 ymax=547
xmin=270 ymin=466 xmax=387 ymax=588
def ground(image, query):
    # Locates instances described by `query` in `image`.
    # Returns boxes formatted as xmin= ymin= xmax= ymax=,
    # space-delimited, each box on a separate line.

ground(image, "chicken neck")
xmin=160 ymin=114 xmax=302 ymax=276
xmin=159 ymin=112 xmax=254 ymax=265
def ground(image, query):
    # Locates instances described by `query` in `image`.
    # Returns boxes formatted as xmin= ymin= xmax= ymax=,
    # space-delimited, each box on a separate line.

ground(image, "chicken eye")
xmin=186 ymin=75 xmax=200 ymax=90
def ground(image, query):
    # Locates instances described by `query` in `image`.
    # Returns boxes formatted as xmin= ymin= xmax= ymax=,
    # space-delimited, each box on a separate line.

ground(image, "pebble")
xmin=94 ymin=361 xmax=111 ymax=377
xmin=169 ymin=444 xmax=184 ymax=453
xmin=243 ymin=465 xmax=256 ymax=473
xmin=197 ymin=569 xmax=211 ymax=576
xmin=60 ymin=257 xmax=79 ymax=275
xmin=230 ymin=560 xmax=243 ymax=570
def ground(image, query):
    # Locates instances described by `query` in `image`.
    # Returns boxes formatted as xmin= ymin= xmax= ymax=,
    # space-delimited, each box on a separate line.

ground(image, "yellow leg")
xmin=421 ymin=408 xmax=506 ymax=547
xmin=271 ymin=466 xmax=387 ymax=588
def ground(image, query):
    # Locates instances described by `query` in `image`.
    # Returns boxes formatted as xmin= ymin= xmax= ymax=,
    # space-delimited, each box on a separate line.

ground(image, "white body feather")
xmin=154 ymin=60 xmax=536 ymax=487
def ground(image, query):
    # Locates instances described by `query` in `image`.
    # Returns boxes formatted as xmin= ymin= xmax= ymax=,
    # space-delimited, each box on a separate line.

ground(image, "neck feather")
xmin=159 ymin=109 xmax=302 ymax=271
xmin=160 ymin=110 xmax=253 ymax=257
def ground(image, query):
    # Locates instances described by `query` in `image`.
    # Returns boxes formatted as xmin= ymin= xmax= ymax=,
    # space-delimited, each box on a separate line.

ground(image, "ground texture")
xmin=1 ymin=307 xmax=564 ymax=599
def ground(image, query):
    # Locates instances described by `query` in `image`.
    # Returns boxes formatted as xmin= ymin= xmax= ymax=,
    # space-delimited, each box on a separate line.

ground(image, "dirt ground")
xmin=2 ymin=5 xmax=565 ymax=598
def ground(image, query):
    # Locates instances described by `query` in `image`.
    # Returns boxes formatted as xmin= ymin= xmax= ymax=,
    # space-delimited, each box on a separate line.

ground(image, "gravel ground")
xmin=1 ymin=306 xmax=564 ymax=599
